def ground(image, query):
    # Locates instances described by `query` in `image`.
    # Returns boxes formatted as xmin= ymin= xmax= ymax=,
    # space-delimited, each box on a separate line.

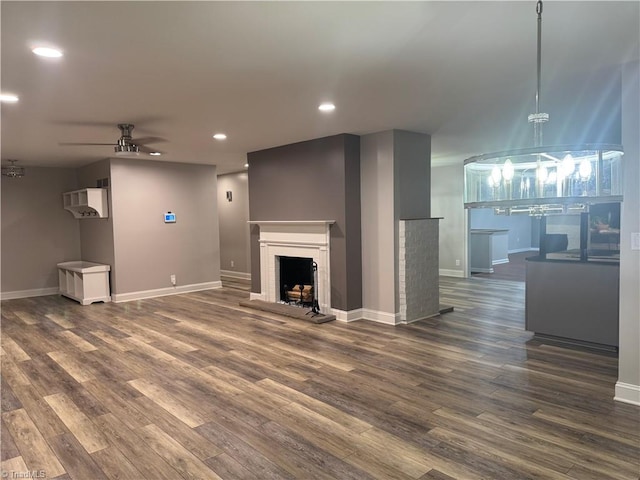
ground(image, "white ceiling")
xmin=2 ymin=1 xmax=639 ymax=174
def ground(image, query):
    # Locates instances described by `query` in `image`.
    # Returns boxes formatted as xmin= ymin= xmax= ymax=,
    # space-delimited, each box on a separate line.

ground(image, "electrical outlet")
xmin=170 ymin=274 xmax=176 ymax=286
xmin=230 ymin=260 xmax=235 ymax=267
xmin=455 ymin=259 xmax=461 ymax=266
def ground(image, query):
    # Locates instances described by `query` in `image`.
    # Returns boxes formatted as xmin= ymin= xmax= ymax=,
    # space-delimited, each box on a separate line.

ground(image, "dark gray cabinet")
xmin=525 ymin=258 xmax=619 ymax=347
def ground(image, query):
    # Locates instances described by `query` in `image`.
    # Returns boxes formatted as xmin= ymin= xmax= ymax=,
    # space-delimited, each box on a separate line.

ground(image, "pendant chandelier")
xmin=463 ymin=0 xmax=624 ymax=215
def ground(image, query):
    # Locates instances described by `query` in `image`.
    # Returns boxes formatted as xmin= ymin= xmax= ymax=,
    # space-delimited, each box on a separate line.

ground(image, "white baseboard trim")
xmin=403 ymin=311 xmax=441 ymax=324
xmin=220 ymin=270 xmax=251 ymax=280
xmin=331 ymin=308 xmax=364 ymax=322
xmin=331 ymin=308 xmax=439 ymax=325
xmin=1 ymin=287 xmax=59 ymax=301
xmin=509 ymin=247 xmax=539 ymax=254
xmin=614 ymin=381 xmax=640 ymax=406
xmin=492 ymin=258 xmax=509 ymax=265
xmin=112 ymin=281 xmax=222 ymax=303
xmin=360 ymin=308 xmax=401 ymax=325
xmin=439 ymin=269 xmax=465 ymax=278
xmin=249 ymin=292 xmax=266 ymax=301
xmin=471 ymin=267 xmax=494 ymax=274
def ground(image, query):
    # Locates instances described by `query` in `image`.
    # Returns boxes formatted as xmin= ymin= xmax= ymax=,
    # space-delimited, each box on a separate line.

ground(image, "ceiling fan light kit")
xmin=2 ymin=160 xmax=26 ymax=178
xmin=114 ymin=144 xmax=140 ymax=156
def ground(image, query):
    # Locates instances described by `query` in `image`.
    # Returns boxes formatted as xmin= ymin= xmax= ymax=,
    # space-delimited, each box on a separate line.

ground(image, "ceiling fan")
xmin=59 ymin=123 xmax=165 ymax=156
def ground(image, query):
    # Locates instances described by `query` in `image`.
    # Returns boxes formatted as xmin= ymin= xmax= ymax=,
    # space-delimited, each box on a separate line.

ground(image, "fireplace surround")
xmin=248 ymin=221 xmax=334 ymax=313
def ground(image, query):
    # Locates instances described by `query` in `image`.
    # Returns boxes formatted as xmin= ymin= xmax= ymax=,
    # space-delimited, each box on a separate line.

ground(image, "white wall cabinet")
xmin=63 ymin=188 xmax=109 ymax=218
xmin=57 ymin=261 xmax=111 ymax=305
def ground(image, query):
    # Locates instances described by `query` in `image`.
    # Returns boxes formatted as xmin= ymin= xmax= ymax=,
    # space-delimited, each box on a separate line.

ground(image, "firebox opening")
xmin=279 ymin=256 xmax=314 ymax=305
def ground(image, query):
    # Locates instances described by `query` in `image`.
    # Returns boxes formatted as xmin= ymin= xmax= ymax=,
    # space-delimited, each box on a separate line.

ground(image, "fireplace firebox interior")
xmin=279 ymin=256 xmax=314 ymax=304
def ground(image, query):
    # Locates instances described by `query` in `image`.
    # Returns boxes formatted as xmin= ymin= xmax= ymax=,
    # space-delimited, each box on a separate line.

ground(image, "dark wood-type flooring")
xmin=1 ymin=276 xmax=638 ymax=479
xmin=472 ymin=251 xmax=535 ymax=282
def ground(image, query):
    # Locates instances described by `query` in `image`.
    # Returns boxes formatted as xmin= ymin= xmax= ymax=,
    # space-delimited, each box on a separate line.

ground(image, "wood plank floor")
xmin=1 ymin=276 xmax=638 ymax=480
xmin=471 ymin=252 xmax=535 ymax=282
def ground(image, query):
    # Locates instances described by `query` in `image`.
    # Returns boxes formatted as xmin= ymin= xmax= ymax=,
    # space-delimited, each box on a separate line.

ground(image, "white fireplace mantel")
xmin=249 ymin=220 xmax=335 ymax=227
xmin=249 ymin=220 xmax=334 ymax=312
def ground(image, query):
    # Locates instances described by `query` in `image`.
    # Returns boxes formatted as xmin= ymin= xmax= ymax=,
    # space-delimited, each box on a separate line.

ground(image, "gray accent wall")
xmin=248 ymin=134 xmax=362 ymax=311
xmin=394 ymin=130 xmax=431 ymax=219
xmin=217 ymin=171 xmax=251 ymax=275
xmin=1 ymin=167 xmax=80 ymax=294
xmin=617 ymin=60 xmax=640 ymax=402
xmin=360 ymin=130 xmax=432 ymax=319
xmin=109 ymin=159 xmax=220 ymax=295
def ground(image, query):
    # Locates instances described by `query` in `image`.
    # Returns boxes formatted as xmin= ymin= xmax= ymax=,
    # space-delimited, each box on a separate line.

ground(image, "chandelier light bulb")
xmin=561 ymin=154 xmax=575 ymax=177
xmin=491 ymin=165 xmax=502 ymax=185
xmin=537 ymin=165 xmax=548 ymax=183
xmin=579 ymin=159 xmax=592 ymax=180
xmin=502 ymin=159 xmax=515 ymax=182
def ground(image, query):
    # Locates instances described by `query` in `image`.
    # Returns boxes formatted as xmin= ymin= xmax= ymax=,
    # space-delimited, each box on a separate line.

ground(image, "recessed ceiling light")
xmin=318 ymin=103 xmax=335 ymax=112
xmin=149 ymin=152 xmax=161 ymax=156
xmin=213 ymin=133 xmax=227 ymax=140
xmin=0 ymin=94 xmax=19 ymax=103
xmin=32 ymin=47 xmax=63 ymax=58
xmin=244 ymin=163 xmax=249 ymax=168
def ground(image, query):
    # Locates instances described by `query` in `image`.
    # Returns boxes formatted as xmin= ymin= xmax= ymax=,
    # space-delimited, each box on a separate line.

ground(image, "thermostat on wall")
xmin=164 ymin=212 xmax=176 ymax=223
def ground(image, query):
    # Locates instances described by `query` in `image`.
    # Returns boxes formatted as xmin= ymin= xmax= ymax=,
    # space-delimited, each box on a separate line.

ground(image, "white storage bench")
xmin=57 ymin=261 xmax=111 ymax=305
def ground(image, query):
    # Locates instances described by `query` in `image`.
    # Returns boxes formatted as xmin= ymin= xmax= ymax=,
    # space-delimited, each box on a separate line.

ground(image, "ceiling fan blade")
xmin=52 ymin=120 xmax=121 ymax=128
xmin=138 ymin=145 xmax=164 ymax=154
xmin=59 ymin=142 xmax=116 ymax=146
xmin=50 ymin=116 xmax=167 ymax=128
xmin=131 ymin=136 xmax=167 ymax=145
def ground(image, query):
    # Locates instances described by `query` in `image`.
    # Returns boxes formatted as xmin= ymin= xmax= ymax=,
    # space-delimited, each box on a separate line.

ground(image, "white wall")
xmin=616 ymin=60 xmax=640 ymax=405
xmin=1 ymin=167 xmax=81 ymax=298
xmin=110 ymin=159 xmax=221 ymax=299
xmin=432 ymin=164 xmax=467 ymax=277
xmin=77 ymin=160 xmax=116 ymax=289
xmin=360 ymin=131 xmax=397 ymax=319
xmin=217 ymin=172 xmax=251 ymax=277
xmin=469 ymin=208 xmax=534 ymax=252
